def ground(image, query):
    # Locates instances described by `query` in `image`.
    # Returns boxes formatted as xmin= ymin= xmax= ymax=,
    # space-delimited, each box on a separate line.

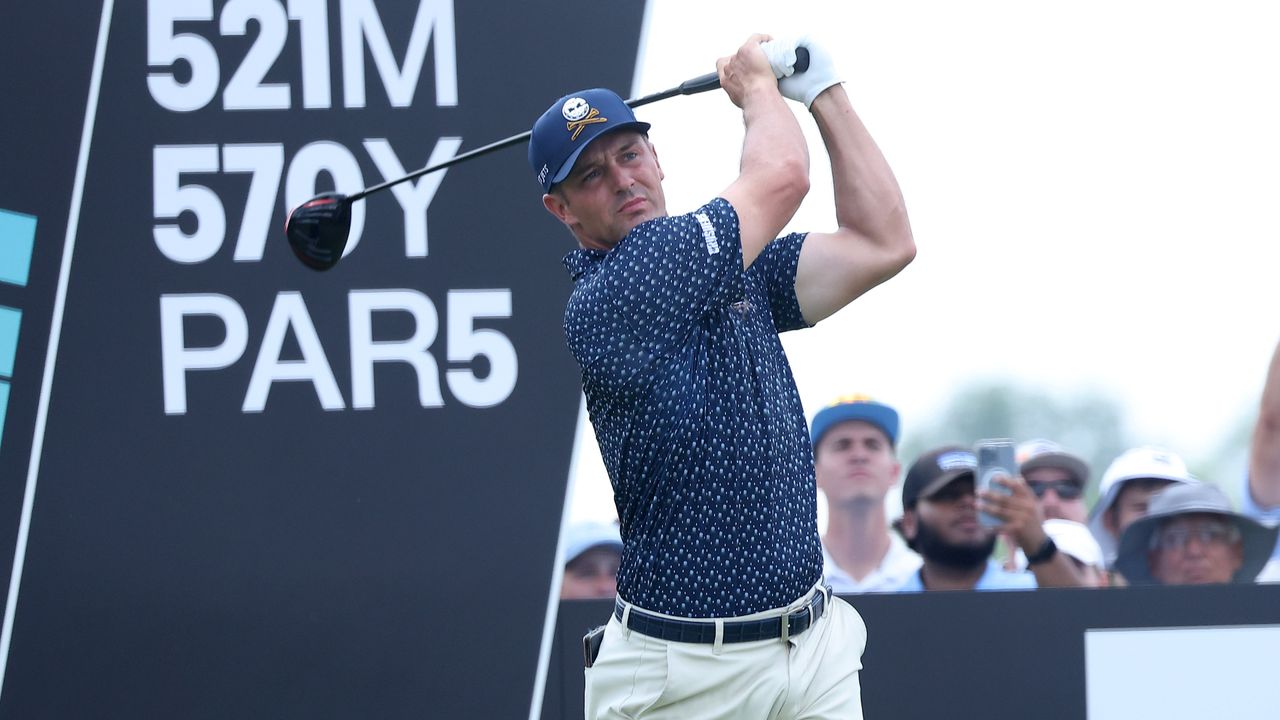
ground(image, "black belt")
xmin=613 ymin=586 xmax=830 ymax=644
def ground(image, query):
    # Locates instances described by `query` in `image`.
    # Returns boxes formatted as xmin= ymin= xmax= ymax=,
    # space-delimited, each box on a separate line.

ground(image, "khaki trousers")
xmin=584 ymin=587 xmax=866 ymax=719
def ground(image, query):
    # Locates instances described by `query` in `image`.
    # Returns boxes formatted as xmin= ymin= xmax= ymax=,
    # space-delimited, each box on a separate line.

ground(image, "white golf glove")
xmin=767 ymin=36 xmax=842 ymax=109
xmin=760 ymin=38 xmax=799 ymax=82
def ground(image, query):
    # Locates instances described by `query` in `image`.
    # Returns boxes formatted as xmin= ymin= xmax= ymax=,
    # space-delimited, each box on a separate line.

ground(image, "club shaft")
xmin=348 ymin=132 xmax=531 ymax=202
xmin=345 ymin=48 xmax=810 ymax=203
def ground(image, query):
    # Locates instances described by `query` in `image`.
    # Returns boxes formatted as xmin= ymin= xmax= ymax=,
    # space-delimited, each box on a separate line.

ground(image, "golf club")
xmin=285 ymin=49 xmax=811 ymax=271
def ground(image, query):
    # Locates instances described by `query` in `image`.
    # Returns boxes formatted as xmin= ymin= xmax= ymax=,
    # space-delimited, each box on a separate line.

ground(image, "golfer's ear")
xmin=648 ymin=139 xmax=664 ymax=181
xmin=543 ymin=192 xmax=572 ymax=225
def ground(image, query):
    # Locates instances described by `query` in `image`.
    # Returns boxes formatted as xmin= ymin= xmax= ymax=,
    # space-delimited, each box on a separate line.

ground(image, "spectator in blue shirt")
xmin=891 ymin=447 xmax=1085 ymax=591
xmin=530 ymin=33 xmax=915 ymax=720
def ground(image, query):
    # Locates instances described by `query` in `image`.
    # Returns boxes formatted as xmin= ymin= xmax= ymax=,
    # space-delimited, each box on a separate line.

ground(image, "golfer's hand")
xmin=777 ymin=35 xmax=842 ymax=109
xmin=759 ymin=38 xmax=799 ymax=81
xmin=716 ymin=34 xmax=782 ymax=109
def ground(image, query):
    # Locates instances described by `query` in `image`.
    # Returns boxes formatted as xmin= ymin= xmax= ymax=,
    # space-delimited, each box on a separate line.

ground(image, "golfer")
xmin=529 ymin=34 xmax=915 ymax=719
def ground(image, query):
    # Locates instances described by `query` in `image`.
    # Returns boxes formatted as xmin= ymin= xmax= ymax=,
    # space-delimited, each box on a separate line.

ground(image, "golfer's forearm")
xmin=739 ymin=88 xmax=809 ymax=205
xmin=811 ymin=86 xmax=912 ymax=257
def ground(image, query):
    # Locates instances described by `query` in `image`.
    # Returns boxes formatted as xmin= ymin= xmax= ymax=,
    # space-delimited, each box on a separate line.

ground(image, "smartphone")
xmin=974 ymin=438 xmax=1016 ymax=528
xmin=582 ymin=625 xmax=606 ymax=668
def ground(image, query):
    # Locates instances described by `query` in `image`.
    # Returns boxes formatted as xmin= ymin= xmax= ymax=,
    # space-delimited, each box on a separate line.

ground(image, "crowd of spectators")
xmin=563 ymin=336 xmax=1280 ymax=597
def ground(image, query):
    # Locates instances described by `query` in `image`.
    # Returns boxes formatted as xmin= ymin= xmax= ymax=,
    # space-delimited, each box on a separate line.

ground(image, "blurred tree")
xmin=1194 ymin=409 xmax=1253 ymax=506
xmin=898 ymin=379 xmax=1134 ymax=505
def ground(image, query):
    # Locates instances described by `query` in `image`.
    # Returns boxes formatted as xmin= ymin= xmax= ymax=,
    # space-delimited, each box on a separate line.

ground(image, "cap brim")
xmin=567 ymin=539 xmax=624 ymax=564
xmin=918 ymin=469 xmax=975 ymax=500
xmin=1021 ymin=453 xmax=1089 ymax=485
xmin=547 ymin=121 xmax=651 ymax=189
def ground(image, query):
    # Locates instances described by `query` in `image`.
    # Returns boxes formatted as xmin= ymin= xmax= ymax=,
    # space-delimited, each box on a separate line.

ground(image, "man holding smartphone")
xmin=890 ymin=447 xmax=1085 ymax=591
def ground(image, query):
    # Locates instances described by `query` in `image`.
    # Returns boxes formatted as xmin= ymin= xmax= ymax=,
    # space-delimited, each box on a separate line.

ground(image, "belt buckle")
xmin=781 ymin=603 xmax=809 ymax=643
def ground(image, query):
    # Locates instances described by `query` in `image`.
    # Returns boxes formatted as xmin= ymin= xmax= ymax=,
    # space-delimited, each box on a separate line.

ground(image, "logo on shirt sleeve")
xmin=694 ymin=212 xmax=720 ymax=255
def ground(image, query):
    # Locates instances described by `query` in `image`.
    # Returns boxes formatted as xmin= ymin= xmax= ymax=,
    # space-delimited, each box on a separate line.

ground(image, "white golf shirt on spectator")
xmin=822 ymin=536 xmax=921 ymax=594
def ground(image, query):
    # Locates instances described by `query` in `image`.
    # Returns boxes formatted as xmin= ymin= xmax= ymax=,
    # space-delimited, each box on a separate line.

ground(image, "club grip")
xmin=677 ymin=46 xmax=812 ymax=96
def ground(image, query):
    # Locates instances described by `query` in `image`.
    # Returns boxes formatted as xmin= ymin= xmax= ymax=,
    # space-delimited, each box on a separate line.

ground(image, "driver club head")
xmin=285 ymin=192 xmax=353 ymax=271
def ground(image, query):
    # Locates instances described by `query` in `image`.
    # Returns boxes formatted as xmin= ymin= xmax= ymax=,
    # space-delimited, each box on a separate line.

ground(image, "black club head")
xmin=285 ymin=192 xmax=353 ymax=271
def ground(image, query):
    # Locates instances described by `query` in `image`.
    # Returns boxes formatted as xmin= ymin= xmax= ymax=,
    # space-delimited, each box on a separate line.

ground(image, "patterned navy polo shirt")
xmin=562 ymin=197 xmax=822 ymax=618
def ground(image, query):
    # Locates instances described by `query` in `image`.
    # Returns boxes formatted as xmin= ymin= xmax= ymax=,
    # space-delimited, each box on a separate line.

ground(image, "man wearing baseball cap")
xmin=1016 ymin=439 xmax=1091 ymax=524
xmin=560 ymin=521 xmax=624 ymax=600
xmin=1113 ymin=483 xmax=1279 ymax=585
xmin=810 ymin=395 xmax=921 ymax=593
xmin=890 ymin=446 xmax=1084 ymax=591
xmin=1087 ymin=446 xmax=1198 ymax=569
xmin=533 ymin=32 xmax=916 ymax=720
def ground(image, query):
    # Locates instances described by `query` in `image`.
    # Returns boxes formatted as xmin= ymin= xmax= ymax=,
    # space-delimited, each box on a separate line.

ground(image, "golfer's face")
xmin=554 ymin=131 xmax=666 ymax=249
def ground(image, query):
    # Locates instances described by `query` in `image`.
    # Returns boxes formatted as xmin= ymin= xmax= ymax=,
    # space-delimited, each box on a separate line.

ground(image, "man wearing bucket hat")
xmin=1113 ymin=483 xmax=1279 ymax=585
xmin=810 ymin=395 xmax=921 ymax=593
xmin=1087 ymin=446 xmax=1198 ymax=569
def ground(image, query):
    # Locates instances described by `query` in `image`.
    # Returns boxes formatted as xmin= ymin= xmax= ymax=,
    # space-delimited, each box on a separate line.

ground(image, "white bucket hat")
xmin=1087 ymin=446 xmax=1198 ymax=565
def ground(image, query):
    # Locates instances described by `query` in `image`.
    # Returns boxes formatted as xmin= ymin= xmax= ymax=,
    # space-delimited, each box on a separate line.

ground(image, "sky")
xmin=566 ymin=0 xmax=1280 ymax=525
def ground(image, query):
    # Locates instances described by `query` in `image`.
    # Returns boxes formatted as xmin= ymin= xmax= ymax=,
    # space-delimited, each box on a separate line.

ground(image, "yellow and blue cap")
xmin=810 ymin=394 xmax=900 ymax=448
xmin=529 ymin=88 xmax=651 ymax=192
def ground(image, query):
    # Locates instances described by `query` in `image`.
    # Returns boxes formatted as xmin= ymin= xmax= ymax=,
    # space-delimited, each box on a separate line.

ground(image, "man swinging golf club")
xmin=532 ymin=34 xmax=916 ymax=719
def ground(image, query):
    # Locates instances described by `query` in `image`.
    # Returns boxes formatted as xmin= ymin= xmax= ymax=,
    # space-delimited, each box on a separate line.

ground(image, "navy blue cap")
xmin=810 ymin=395 xmax=900 ymax=448
xmin=529 ymin=88 xmax=651 ymax=192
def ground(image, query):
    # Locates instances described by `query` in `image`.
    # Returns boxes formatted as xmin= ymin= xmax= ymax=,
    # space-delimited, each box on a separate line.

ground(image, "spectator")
xmin=811 ymin=395 xmax=921 ymax=593
xmin=1245 ymin=334 xmax=1280 ymax=565
xmin=561 ymin=521 xmax=623 ymax=600
xmin=1016 ymin=439 xmax=1090 ymax=524
xmin=1113 ymin=483 xmax=1279 ymax=586
xmin=891 ymin=447 xmax=1084 ymax=591
xmin=1087 ymin=446 xmax=1198 ymax=569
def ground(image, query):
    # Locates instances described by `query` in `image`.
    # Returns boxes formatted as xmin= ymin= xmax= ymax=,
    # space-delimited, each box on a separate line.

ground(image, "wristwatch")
xmin=1025 ymin=536 xmax=1058 ymax=566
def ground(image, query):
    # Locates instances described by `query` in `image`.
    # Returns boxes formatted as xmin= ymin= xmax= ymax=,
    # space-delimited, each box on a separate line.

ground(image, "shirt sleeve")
xmin=748 ymin=231 xmax=811 ymax=333
xmin=1240 ymin=471 xmax=1280 ymax=561
xmin=598 ymin=198 xmax=745 ymax=353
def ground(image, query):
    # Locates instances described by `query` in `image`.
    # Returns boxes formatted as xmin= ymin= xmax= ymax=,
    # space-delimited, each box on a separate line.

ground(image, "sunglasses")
xmin=1027 ymin=479 xmax=1084 ymax=500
